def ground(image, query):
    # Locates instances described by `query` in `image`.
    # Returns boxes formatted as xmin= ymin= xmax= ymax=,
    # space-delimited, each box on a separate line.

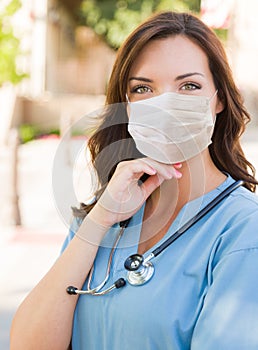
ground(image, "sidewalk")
xmin=0 ymin=137 xmax=84 ymax=349
xmin=0 ymin=227 xmax=66 ymax=349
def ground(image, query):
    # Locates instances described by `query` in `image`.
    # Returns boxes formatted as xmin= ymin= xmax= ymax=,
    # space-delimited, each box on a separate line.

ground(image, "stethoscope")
xmin=67 ymin=180 xmax=243 ymax=296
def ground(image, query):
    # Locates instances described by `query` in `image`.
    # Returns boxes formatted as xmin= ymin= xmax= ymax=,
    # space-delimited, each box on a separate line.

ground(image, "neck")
xmin=177 ymin=149 xmax=227 ymax=203
xmin=146 ymin=150 xmax=227 ymax=221
xmin=139 ymin=150 xmax=226 ymax=254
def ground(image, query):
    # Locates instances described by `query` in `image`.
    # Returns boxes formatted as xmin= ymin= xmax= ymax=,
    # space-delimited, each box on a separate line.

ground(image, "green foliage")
xmin=19 ymin=124 xmax=61 ymax=144
xmin=18 ymin=124 xmax=87 ymax=144
xmin=0 ymin=0 xmax=27 ymax=86
xmin=214 ymin=28 xmax=228 ymax=43
xmin=19 ymin=124 xmax=41 ymax=143
xmin=79 ymin=0 xmax=201 ymax=49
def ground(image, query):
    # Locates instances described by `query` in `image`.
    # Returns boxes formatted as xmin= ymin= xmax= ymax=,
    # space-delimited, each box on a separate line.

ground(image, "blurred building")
xmin=1 ymin=0 xmax=115 ymax=144
xmin=16 ymin=0 xmax=116 ymax=96
xmin=229 ymin=0 xmax=258 ymax=124
xmin=201 ymin=0 xmax=258 ymax=125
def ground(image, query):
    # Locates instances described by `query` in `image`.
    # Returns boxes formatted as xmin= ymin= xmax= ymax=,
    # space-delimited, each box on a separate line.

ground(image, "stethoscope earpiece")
xmin=124 ymin=254 xmax=154 ymax=286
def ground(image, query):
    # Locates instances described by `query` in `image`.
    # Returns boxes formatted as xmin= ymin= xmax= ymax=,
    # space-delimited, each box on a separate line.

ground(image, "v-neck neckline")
xmin=120 ymin=174 xmax=234 ymax=258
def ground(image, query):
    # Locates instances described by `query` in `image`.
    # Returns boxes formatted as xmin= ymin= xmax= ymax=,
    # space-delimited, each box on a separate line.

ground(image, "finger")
xmin=140 ymin=174 xmax=165 ymax=199
xmin=140 ymin=158 xmax=182 ymax=180
xmin=116 ymin=159 xmax=157 ymax=178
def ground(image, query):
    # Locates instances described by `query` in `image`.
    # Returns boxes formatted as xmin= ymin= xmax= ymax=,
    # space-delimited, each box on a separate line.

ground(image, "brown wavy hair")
xmin=76 ymin=11 xmax=257 ymax=216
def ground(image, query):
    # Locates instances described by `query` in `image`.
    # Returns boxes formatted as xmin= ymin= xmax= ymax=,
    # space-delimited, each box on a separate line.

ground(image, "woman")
xmin=11 ymin=11 xmax=258 ymax=350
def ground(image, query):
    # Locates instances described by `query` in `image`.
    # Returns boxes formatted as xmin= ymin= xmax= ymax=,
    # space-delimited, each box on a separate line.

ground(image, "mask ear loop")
xmin=209 ymin=90 xmax=218 ymax=125
xmin=125 ymin=94 xmax=131 ymax=120
xmin=209 ymin=89 xmax=218 ymax=102
xmin=125 ymin=93 xmax=130 ymax=103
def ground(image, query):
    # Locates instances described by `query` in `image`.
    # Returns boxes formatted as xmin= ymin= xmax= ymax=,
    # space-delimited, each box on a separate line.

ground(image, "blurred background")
xmin=0 ymin=0 xmax=257 ymax=348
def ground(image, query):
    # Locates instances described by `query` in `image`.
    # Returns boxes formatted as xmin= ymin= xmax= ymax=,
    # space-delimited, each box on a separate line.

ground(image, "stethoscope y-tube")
xmin=67 ymin=219 xmax=130 ymax=296
xmin=67 ymin=180 xmax=243 ymax=296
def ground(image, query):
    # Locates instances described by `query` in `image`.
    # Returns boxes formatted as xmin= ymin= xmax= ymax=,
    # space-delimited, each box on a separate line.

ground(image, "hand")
xmin=88 ymin=158 xmax=182 ymax=227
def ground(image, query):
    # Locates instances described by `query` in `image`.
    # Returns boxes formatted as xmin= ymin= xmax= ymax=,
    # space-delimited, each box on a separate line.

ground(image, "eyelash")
xmin=130 ymin=84 xmax=152 ymax=94
xmin=180 ymin=82 xmax=201 ymax=91
xmin=130 ymin=82 xmax=201 ymax=94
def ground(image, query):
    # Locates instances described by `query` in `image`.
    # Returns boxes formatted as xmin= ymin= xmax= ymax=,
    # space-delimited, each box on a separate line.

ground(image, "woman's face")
xmin=127 ymin=35 xmax=223 ymax=115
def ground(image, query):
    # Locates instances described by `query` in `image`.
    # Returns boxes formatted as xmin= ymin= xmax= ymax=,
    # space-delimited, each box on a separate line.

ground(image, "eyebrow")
xmin=128 ymin=76 xmax=153 ymax=83
xmin=128 ymin=72 xmax=204 ymax=83
xmin=175 ymin=72 xmax=205 ymax=81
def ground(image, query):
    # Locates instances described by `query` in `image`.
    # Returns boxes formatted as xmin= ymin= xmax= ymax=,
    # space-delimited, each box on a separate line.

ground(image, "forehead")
xmin=129 ymin=35 xmax=211 ymax=79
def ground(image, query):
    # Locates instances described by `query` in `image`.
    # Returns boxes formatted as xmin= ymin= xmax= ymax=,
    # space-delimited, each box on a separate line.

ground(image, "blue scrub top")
xmin=62 ymin=175 xmax=258 ymax=350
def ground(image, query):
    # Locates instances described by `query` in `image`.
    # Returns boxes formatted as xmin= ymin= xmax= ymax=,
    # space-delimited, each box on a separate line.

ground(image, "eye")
xmin=131 ymin=84 xmax=152 ymax=94
xmin=180 ymin=82 xmax=201 ymax=91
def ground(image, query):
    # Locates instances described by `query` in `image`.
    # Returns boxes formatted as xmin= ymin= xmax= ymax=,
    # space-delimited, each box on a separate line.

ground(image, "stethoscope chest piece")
xmin=124 ymin=254 xmax=154 ymax=286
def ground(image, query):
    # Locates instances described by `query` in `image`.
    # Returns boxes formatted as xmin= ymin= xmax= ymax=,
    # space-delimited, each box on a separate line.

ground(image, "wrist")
xmin=87 ymin=202 xmax=118 ymax=228
xmin=75 ymin=214 xmax=110 ymax=246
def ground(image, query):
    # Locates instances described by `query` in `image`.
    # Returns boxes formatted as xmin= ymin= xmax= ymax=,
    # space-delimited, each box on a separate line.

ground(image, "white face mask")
xmin=127 ymin=91 xmax=217 ymax=164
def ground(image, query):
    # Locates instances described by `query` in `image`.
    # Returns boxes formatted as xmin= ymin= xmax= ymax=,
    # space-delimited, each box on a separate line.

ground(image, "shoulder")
xmin=216 ymin=183 xmax=258 ymax=219
xmin=211 ymin=186 xmax=258 ymax=261
xmin=230 ymin=185 xmax=258 ymax=208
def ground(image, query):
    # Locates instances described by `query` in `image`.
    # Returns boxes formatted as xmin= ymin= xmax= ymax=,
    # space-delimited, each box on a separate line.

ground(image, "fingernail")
xmin=175 ymin=169 xmax=182 ymax=178
xmin=173 ymin=162 xmax=182 ymax=168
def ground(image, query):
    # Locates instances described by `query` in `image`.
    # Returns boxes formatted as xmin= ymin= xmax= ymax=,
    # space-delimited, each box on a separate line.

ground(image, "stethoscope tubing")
xmin=67 ymin=180 xmax=243 ymax=296
xmin=83 ymin=223 xmax=127 ymax=294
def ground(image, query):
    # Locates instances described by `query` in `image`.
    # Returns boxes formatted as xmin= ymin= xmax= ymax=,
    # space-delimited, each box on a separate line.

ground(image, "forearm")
xmin=10 ymin=216 xmax=108 ymax=350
